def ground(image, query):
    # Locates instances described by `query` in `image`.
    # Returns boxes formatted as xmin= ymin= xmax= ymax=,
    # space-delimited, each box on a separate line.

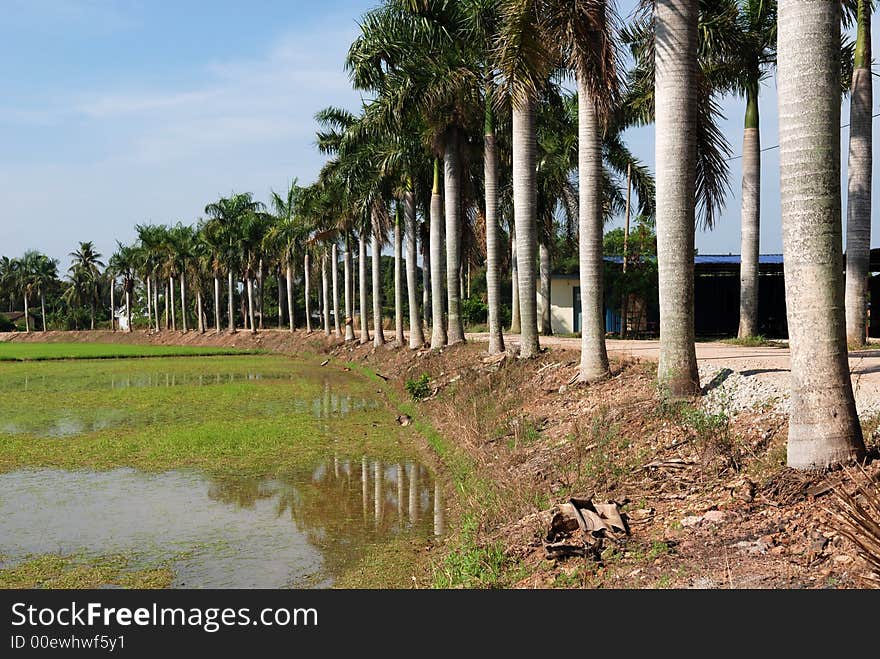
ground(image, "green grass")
xmin=0 ymin=554 xmax=173 ymax=589
xmin=0 ymin=342 xmax=261 ymax=361
xmin=719 ymin=335 xmax=785 ymax=348
xmin=0 ymin=354 xmax=417 ymax=476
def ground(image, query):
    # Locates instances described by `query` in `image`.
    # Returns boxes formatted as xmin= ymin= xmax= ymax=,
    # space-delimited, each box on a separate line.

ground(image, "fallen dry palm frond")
xmin=827 ymin=465 xmax=880 ymax=588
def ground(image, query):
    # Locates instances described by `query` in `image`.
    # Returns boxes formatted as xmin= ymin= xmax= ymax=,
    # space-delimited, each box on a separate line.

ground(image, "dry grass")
xmin=827 ymin=465 xmax=880 ymax=588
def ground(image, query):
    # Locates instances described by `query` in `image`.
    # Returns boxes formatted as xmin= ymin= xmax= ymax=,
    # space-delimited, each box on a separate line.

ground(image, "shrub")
xmin=405 ymin=374 xmax=431 ymax=401
xmin=461 ymin=297 xmax=488 ymax=327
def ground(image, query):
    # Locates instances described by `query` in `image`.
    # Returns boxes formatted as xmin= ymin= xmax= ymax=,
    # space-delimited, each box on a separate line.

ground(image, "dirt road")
xmin=466 ymin=333 xmax=880 ymax=416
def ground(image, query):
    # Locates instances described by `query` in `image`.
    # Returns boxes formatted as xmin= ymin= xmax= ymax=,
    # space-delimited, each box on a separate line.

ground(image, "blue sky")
xmin=1 ymin=0 xmax=878 ymax=271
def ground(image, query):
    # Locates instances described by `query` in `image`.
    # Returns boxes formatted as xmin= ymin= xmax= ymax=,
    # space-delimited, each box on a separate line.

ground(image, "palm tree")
xmin=108 ymin=243 xmax=138 ymax=332
xmin=777 ymin=0 xmax=865 ymax=468
xmin=844 ymin=0 xmax=873 ymax=346
xmin=31 ymin=253 xmax=58 ymax=331
xmin=136 ymin=224 xmax=164 ymax=332
xmin=265 ymin=181 xmax=304 ymax=333
xmin=653 ymin=0 xmax=700 ymax=397
xmin=169 ymin=223 xmax=197 ymax=332
xmin=727 ymin=0 xmax=777 ymax=339
xmin=68 ymin=241 xmax=104 ymax=330
xmin=10 ymin=256 xmax=32 ymax=332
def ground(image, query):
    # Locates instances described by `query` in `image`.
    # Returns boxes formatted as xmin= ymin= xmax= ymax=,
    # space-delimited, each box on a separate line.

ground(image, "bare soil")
xmin=8 ymin=328 xmax=879 ymax=589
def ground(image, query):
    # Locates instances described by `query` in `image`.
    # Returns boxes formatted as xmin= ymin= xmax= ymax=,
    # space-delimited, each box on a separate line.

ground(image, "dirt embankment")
xmin=12 ymin=328 xmax=879 ymax=589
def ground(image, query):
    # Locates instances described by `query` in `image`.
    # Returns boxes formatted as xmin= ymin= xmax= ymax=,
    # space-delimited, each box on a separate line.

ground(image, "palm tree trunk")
xmin=430 ymin=158 xmax=447 ymax=349
xmin=778 ymin=0 xmax=865 ymax=468
xmin=286 ymin=261 xmax=295 ymax=333
xmin=125 ymin=289 xmax=132 ymax=332
xmin=40 ymin=290 xmax=47 ymax=332
xmin=180 ymin=275 xmax=187 ymax=332
xmin=578 ymin=86 xmax=610 ymax=381
xmin=344 ymin=234 xmax=356 ymax=341
xmin=332 ymin=243 xmax=341 ymax=338
xmin=394 ymin=207 xmax=405 ymax=346
xmin=512 ymin=98 xmax=539 ymax=358
xmin=146 ymin=275 xmax=152 ymax=330
xmin=227 ymin=271 xmax=235 ymax=333
xmin=655 ymin=0 xmax=699 ymax=396
xmin=405 ymin=189 xmax=425 ymax=349
xmin=90 ymin=303 xmax=95 ymax=330
xmin=163 ymin=283 xmax=169 ymax=330
xmin=322 ymin=254 xmax=331 ymax=336
xmin=246 ymin=274 xmax=256 ymax=334
xmin=214 ymin=275 xmax=221 ymax=333
xmin=153 ymin=278 xmax=160 ymax=332
xmin=539 ymin=241 xmax=552 ymax=335
xmin=169 ymin=276 xmax=176 ymax=331
xmin=23 ymin=294 xmax=30 ymax=332
xmin=109 ymin=281 xmax=114 ymax=332
xmin=845 ymin=0 xmax=873 ymax=346
xmin=444 ymin=133 xmax=465 ymax=344
xmin=359 ymin=235 xmax=370 ymax=344
xmin=278 ymin=266 xmax=284 ymax=329
xmin=197 ymin=291 xmax=204 ymax=333
xmin=372 ymin=218 xmax=385 ymax=347
xmin=257 ymin=259 xmax=264 ymax=330
xmin=484 ymin=110 xmax=505 ymax=354
xmin=305 ymin=252 xmax=312 ymax=333
xmin=422 ymin=228 xmax=431 ymax=327
xmin=738 ymin=82 xmax=761 ymax=339
xmin=510 ymin=231 xmax=520 ymax=333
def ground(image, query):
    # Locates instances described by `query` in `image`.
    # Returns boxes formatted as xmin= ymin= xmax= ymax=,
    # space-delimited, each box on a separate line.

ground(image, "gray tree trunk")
xmin=227 ymin=271 xmax=235 ymax=332
xmin=214 ymin=276 xmax=221 ymax=333
xmin=394 ymin=209 xmax=405 ymax=346
xmin=484 ymin=129 xmax=505 ymax=354
xmin=405 ymin=191 xmax=425 ymax=349
xmin=125 ymin=289 xmax=132 ymax=333
xmin=510 ymin=231 xmax=521 ymax=333
xmin=154 ymin=278 xmax=160 ymax=332
xmin=196 ymin=291 xmax=204 ymax=333
xmin=430 ymin=168 xmax=447 ymax=349
xmin=778 ymin=0 xmax=865 ymax=468
xmin=23 ymin=293 xmax=30 ymax=332
xmin=332 ymin=243 xmax=341 ymax=338
xmin=305 ymin=252 xmax=312 ymax=333
xmin=246 ymin=275 xmax=256 ymax=334
xmin=577 ymin=86 xmax=609 ymax=381
xmin=278 ymin=266 xmax=284 ymax=329
xmin=358 ymin=235 xmax=370 ymax=344
xmin=108 ymin=281 xmax=113 ymax=332
xmin=539 ymin=241 xmax=552 ymax=335
xmin=40 ymin=290 xmax=47 ymax=332
xmin=738 ymin=85 xmax=761 ymax=339
xmin=422 ymin=230 xmax=431 ymax=327
xmin=322 ymin=254 xmax=331 ymax=336
xmin=169 ymin=276 xmax=176 ymax=331
xmin=180 ymin=276 xmax=187 ymax=332
xmin=286 ymin=261 xmax=295 ymax=333
xmin=444 ymin=136 xmax=465 ymax=343
xmin=512 ymin=98 xmax=539 ymax=358
xmin=845 ymin=0 xmax=873 ymax=346
xmin=344 ymin=234 xmax=356 ymax=341
xmin=372 ymin=220 xmax=385 ymax=347
xmin=164 ymin=282 xmax=169 ymax=330
xmin=655 ymin=0 xmax=699 ymax=396
xmin=146 ymin=275 xmax=152 ymax=330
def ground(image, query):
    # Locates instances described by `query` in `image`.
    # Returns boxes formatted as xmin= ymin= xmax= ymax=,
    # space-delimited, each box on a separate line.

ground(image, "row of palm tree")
xmin=3 ymin=1 xmax=872 ymax=474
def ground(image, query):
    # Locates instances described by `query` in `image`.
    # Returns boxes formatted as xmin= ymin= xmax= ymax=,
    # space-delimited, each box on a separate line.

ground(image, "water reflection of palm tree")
xmin=434 ymin=482 xmax=444 ymax=537
xmin=408 ymin=462 xmax=418 ymax=524
xmin=374 ymin=460 xmax=383 ymax=527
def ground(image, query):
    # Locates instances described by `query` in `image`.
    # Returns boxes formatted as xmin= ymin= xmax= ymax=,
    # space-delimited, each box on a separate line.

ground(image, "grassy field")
xmin=0 ymin=342 xmax=261 ymax=361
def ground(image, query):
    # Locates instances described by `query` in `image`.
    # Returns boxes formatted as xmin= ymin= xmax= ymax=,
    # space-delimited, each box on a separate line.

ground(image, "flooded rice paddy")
xmin=0 ymin=353 xmax=444 ymax=588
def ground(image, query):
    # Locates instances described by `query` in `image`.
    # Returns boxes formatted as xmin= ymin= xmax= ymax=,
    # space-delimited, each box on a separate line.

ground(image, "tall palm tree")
xmin=265 ymin=181 xmax=304 ymax=333
xmin=31 ymin=253 xmax=58 ymax=331
xmin=68 ymin=241 xmax=104 ymax=330
xmin=108 ymin=243 xmax=137 ymax=332
xmin=845 ymin=0 xmax=873 ymax=346
xmin=728 ymin=0 xmax=777 ymax=339
xmin=10 ymin=255 xmax=32 ymax=332
xmin=654 ymin=0 xmax=700 ymax=397
xmin=777 ymin=0 xmax=865 ymax=468
xmin=170 ymin=223 xmax=197 ymax=332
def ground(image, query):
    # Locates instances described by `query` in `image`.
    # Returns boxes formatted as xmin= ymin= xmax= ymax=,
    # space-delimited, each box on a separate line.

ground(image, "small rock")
xmin=769 ymin=545 xmax=786 ymax=556
xmin=558 ymin=384 xmax=568 ymax=394
xmin=702 ymin=510 xmax=727 ymax=524
xmin=681 ymin=515 xmax=704 ymax=528
xmin=832 ymin=554 xmax=853 ymax=565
